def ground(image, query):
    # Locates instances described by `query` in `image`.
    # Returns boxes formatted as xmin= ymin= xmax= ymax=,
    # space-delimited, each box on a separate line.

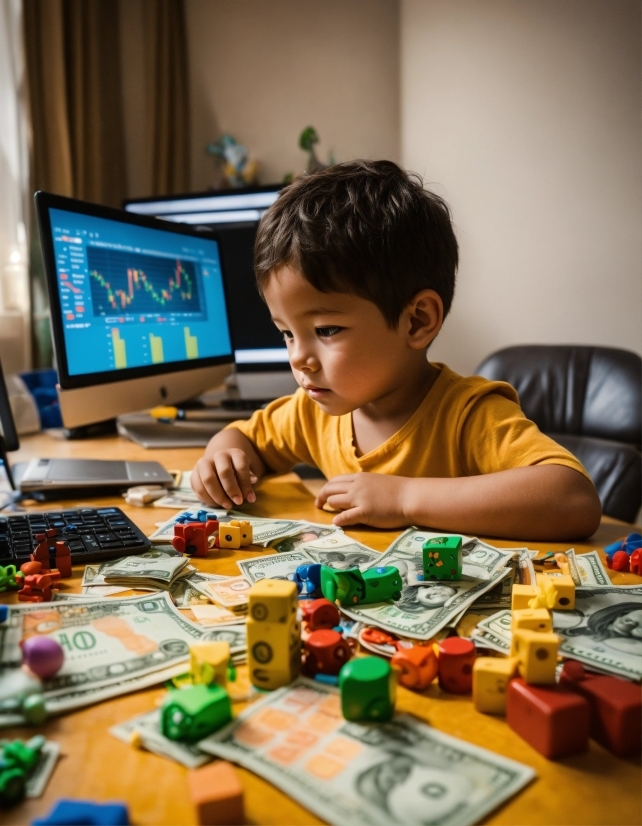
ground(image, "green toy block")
xmin=422 ymin=536 xmax=462 ymax=581
xmin=339 ymin=656 xmax=396 ymax=722
xmin=161 ymin=684 xmax=232 ymax=743
xmin=320 ymin=565 xmax=402 ymax=606
xmin=0 ymin=565 xmax=22 ymax=592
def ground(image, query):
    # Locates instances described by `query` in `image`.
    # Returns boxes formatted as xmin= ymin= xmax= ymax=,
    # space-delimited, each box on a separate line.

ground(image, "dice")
xmin=391 ymin=644 xmax=438 ymax=691
xmin=339 ymin=657 xmax=396 ymax=722
xmin=300 ymin=598 xmax=340 ymax=631
xmin=437 ymin=637 xmax=476 ymax=694
xmin=302 ymin=629 xmax=352 ymax=677
xmin=188 ymin=761 xmax=244 ymax=825
xmin=472 ymin=656 xmax=518 ymax=714
xmin=512 ymin=629 xmax=559 ymax=684
xmin=422 ymin=536 xmax=462 ymax=581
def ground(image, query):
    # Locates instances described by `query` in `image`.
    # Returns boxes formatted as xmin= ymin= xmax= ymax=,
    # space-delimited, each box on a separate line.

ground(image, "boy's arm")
xmin=315 ymin=465 xmax=602 ymax=540
xmin=192 ymin=428 xmax=268 ymax=509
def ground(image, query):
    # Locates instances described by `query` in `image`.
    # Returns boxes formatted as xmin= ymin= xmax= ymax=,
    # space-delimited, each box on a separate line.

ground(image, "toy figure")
xmin=206 ymin=134 xmax=259 ymax=188
xmin=320 ymin=565 xmax=402 ymax=606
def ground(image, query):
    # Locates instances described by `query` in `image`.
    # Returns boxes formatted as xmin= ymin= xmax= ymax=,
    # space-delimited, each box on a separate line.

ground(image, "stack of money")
xmin=83 ymin=553 xmax=191 ymax=592
xmin=204 ymin=576 xmax=250 ymax=614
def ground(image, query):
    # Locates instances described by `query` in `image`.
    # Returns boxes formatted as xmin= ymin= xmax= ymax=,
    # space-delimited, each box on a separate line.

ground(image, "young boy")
xmin=192 ymin=161 xmax=601 ymax=540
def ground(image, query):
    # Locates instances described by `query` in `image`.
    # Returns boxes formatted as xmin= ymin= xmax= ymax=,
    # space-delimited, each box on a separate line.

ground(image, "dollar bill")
xmin=153 ymin=493 xmax=203 ymax=509
xmin=205 ymin=576 xmax=251 ymax=610
xmin=470 ymin=610 xmax=512 ymax=654
xmin=271 ymin=523 xmax=344 ymax=553
xmin=170 ymin=572 xmax=229 ymax=608
xmin=554 ymin=586 xmax=642 ymax=680
xmin=198 ymin=679 xmax=535 ymax=826
xmin=190 ymin=604 xmax=243 ymax=627
xmin=339 ymin=545 xmax=512 ymax=640
xmin=302 ymin=534 xmax=381 ymax=570
xmin=81 ymin=584 xmax=135 ymax=597
xmin=25 ymin=740 xmax=61 ymax=798
xmin=391 ymin=529 xmax=517 ymax=583
xmin=550 ymin=549 xmax=613 ymax=588
xmin=110 ymin=709 xmax=211 ymax=768
xmin=1 ymin=593 xmax=209 ymax=701
xmin=237 ymin=550 xmax=315 ymax=583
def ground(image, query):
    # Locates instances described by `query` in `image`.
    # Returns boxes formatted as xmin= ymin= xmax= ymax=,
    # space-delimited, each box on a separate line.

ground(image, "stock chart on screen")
xmin=49 ymin=208 xmax=231 ymax=376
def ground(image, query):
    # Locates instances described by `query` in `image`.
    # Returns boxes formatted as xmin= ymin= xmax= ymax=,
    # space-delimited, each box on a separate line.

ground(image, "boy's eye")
xmin=316 ymin=326 xmax=343 ymax=338
xmin=280 ymin=330 xmax=293 ymax=341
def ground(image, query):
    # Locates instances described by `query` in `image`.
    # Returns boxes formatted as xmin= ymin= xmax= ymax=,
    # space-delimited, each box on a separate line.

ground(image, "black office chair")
xmin=475 ymin=345 xmax=642 ymax=523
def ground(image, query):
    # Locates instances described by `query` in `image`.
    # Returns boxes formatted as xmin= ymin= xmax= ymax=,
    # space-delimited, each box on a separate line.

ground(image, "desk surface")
xmin=1 ymin=432 xmax=641 ymax=826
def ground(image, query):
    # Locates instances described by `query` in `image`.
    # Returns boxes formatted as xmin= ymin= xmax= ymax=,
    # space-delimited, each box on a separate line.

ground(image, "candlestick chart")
xmin=87 ymin=247 xmax=203 ymax=316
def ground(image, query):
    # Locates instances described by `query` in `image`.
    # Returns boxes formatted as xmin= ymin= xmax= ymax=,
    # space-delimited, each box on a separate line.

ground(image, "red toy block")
xmin=32 ymin=535 xmax=51 ymax=571
xmin=301 ymin=598 xmax=340 ymax=631
xmin=437 ymin=637 xmax=476 ymax=694
xmin=21 ymin=560 xmax=43 ymax=576
xmin=607 ymin=550 xmax=630 ymax=572
xmin=55 ymin=541 xmax=72 ymax=578
xmin=18 ymin=573 xmax=54 ymax=603
xmin=188 ymin=760 xmax=244 ymax=825
xmin=559 ymin=660 xmax=641 ymax=756
xmin=630 ymin=548 xmax=642 ymax=576
xmin=391 ymin=644 xmax=438 ymax=691
xmin=507 ymin=678 xmax=590 ymax=759
xmin=302 ymin=629 xmax=352 ymax=677
xmin=172 ymin=520 xmax=218 ymax=558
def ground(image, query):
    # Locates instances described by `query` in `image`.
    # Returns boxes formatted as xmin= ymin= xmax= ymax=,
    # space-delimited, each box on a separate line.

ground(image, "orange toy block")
xmin=188 ymin=760 xmax=244 ymax=825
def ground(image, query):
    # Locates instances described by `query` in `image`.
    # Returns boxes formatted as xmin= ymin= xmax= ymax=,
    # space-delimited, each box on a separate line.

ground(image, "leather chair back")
xmin=476 ymin=345 xmax=641 ymax=522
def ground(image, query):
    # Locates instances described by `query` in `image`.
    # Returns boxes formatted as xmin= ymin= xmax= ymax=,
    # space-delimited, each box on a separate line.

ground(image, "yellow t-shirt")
xmin=226 ymin=363 xmax=591 ymax=482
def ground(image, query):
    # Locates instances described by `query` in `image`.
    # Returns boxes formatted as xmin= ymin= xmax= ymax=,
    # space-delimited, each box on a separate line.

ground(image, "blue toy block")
xmin=0 ymin=604 xmax=8 ymax=623
xmin=294 ymin=563 xmax=322 ymax=598
xmin=32 ymin=799 xmax=130 ymax=826
xmin=605 ymin=533 xmax=642 ymax=561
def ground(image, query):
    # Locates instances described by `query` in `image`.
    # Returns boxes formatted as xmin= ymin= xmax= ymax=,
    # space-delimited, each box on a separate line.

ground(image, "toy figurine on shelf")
xmin=206 ymin=134 xmax=259 ymax=189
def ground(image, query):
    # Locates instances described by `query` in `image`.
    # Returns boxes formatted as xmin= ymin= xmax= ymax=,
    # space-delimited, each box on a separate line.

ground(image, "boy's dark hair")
xmin=254 ymin=160 xmax=458 ymax=326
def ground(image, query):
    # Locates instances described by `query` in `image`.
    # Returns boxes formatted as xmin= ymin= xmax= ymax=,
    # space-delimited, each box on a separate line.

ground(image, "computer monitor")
xmin=35 ymin=192 xmax=234 ymax=430
xmin=123 ymin=186 xmax=297 ymax=400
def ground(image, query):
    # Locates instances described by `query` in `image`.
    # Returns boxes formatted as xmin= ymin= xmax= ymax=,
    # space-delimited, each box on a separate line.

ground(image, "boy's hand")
xmin=315 ymin=473 xmax=409 ymax=528
xmin=192 ymin=449 xmax=259 ymax=509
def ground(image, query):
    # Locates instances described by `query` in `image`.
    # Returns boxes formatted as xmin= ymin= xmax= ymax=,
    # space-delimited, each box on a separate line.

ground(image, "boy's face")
xmin=263 ymin=266 xmax=426 ymax=416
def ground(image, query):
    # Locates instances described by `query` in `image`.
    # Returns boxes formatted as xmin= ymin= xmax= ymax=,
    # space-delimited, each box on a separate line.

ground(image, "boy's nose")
xmin=289 ymin=341 xmax=318 ymax=373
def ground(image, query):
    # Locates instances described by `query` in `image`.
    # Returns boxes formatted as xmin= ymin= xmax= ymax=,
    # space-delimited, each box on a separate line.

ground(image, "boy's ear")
xmin=404 ymin=289 xmax=444 ymax=349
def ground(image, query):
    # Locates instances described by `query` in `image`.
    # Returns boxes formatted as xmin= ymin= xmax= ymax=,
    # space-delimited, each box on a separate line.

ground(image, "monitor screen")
xmin=45 ymin=206 xmax=232 ymax=382
xmin=124 ymin=187 xmax=289 ymax=372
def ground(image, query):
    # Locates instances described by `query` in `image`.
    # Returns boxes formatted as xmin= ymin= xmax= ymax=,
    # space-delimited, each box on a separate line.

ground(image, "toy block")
xmin=32 ymin=799 xmax=130 ymax=825
xmin=422 ymin=535 xmax=462 ymax=581
xmin=437 ymin=637 xmax=476 ymax=694
xmin=54 ymin=541 xmax=72 ymax=578
xmin=18 ymin=573 xmax=54 ymax=603
xmin=391 ymin=644 xmax=438 ymax=691
xmin=161 ymin=684 xmax=232 ymax=743
xmin=0 ymin=604 xmax=7 ymax=624
xmin=533 ymin=573 xmax=575 ymax=610
xmin=247 ymin=617 xmax=301 ymax=690
xmin=510 ymin=608 xmax=552 ymax=655
xmin=249 ymin=579 xmax=298 ymax=623
xmin=302 ymin=629 xmax=352 ymax=677
xmin=229 ymin=519 xmax=253 ymax=546
xmin=320 ymin=565 xmax=402 ymax=606
xmin=301 ymin=598 xmax=340 ymax=630
xmin=507 ymin=678 xmax=590 ymax=759
xmin=512 ymin=629 xmax=559 ymax=684
xmin=472 ymin=656 xmax=518 ymax=714
xmin=559 ymin=660 xmax=641 ymax=756
xmin=190 ymin=641 xmax=231 ymax=687
xmin=188 ymin=760 xmax=244 ymax=826
xmin=294 ymin=563 xmax=323 ymax=598
xmin=511 ymin=584 xmax=539 ymax=610
xmin=218 ymin=524 xmax=242 ymax=549
xmin=630 ymin=548 xmax=642 ymax=575
xmin=173 ymin=520 xmax=218 ymax=557
xmin=339 ymin=656 xmax=396 ymax=722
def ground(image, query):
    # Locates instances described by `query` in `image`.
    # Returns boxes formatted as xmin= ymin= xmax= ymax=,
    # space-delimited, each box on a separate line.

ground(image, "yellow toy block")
xmin=511 ymin=584 xmax=539 ymax=610
xmin=472 ymin=656 xmax=518 ymax=714
xmin=248 ymin=580 xmax=298 ymax=624
xmin=247 ymin=617 xmax=301 ymax=690
xmin=229 ymin=519 xmax=253 ymax=546
xmin=534 ymin=573 xmax=575 ymax=610
xmin=218 ymin=524 xmax=241 ymax=548
xmin=510 ymin=608 xmax=552 ymax=655
xmin=190 ymin=641 xmax=230 ymax=687
xmin=513 ymin=629 xmax=560 ymax=684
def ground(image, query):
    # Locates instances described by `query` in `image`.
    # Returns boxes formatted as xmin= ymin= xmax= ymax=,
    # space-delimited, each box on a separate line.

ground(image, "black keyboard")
xmin=0 ymin=507 xmax=151 ymax=567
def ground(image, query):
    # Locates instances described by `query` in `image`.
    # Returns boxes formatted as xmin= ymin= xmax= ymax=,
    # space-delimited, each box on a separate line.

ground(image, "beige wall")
xmin=402 ymin=0 xmax=642 ymax=375
xmin=185 ymin=0 xmax=400 ymax=189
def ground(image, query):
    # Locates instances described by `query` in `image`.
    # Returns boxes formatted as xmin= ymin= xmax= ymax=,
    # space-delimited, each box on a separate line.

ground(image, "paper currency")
xmin=205 ymin=576 xmax=251 ymax=610
xmin=81 ymin=585 xmax=134 ymax=597
xmin=302 ymin=534 xmax=381 ymax=569
xmin=110 ymin=709 xmax=211 ymax=768
xmin=271 ymin=523 xmax=344 ymax=553
xmin=470 ymin=610 xmax=512 ymax=654
xmin=551 ymin=549 xmax=613 ymax=588
xmin=237 ymin=550 xmax=315 ymax=583
xmin=83 ymin=554 xmax=190 ymax=591
xmin=555 ymin=586 xmax=642 ymax=680
xmin=190 ymin=604 xmax=243 ymax=627
xmin=2 ymin=594 xmax=209 ymax=704
xmin=198 ymin=679 xmax=535 ymax=826
xmin=338 ymin=544 xmax=512 ymax=640
xmin=170 ymin=572 xmax=229 ymax=608
xmin=24 ymin=740 xmax=61 ymax=798
xmin=153 ymin=493 xmax=203 ymax=509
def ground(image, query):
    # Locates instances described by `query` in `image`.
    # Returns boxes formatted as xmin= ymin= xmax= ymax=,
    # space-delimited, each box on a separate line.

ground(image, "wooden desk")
xmin=1 ymin=433 xmax=641 ymax=826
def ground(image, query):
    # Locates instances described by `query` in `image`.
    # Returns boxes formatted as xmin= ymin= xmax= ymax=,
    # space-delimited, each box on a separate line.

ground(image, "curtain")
xmin=144 ymin=0 xmax=191 ymax=196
